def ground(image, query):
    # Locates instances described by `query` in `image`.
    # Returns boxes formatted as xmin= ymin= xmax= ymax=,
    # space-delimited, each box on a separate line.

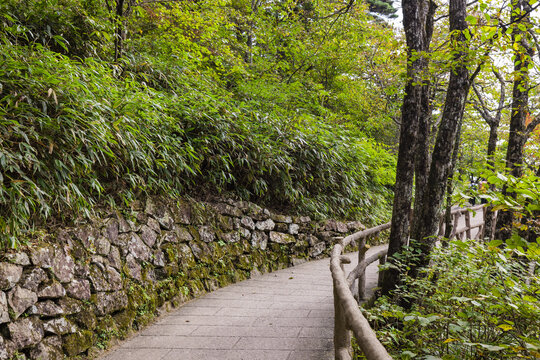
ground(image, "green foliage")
xmin=364 ymin=240 xmax=540 ymax=359
xmin=456 ymin=170 xmax=540 ymax=240
xmin=0 ymin=43 xmax=396 ymax=248
xmin=1 ymin=0 xmax=110 ymax=57
xmin=366 ymin=0 xmax=398 ymax=18
xmin=480 ymin=171 xmax=539 ymax=240
xmin=481 ymin=172 xmax=540 ymax=215
xmin=0 ymin=0 xmax=401 ymax=247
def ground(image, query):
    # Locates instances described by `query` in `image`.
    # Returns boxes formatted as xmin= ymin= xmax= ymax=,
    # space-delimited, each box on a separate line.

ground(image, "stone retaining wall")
xmin=0 ymin=197 xmax=364 ymax=359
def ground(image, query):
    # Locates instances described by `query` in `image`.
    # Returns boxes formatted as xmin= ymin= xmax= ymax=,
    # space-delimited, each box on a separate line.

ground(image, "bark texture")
xmin=410 ymin=0 xmax=470 ymax=269
xmin=380 ymin=0 xmax=435 ymax=295
xmin=412 ymin=3 xmax=437 ymax=215
xmin=443 ymin=117 xmax=464 ymax=240
xmin=495 ymin=0 xmax=534 ymax=240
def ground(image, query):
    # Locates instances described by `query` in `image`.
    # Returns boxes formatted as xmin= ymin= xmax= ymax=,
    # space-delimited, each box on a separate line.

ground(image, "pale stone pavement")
xmin=100 ymin=245 xmax=387 ymax=360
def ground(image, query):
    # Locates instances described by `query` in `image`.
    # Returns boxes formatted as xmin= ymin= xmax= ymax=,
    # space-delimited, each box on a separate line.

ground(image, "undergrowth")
xmin=362 ymin=240 xmax=540 ymax=359
xmin=0 ymin=6 xmax=396 ymax=247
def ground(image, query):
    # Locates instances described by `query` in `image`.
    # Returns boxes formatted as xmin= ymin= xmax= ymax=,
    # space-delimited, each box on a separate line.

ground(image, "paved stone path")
xmin=101 ymin=245 xmax=387 ymax=360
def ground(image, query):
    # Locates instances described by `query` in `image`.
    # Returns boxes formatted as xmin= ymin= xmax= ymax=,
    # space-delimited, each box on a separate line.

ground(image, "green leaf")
xmin=497 ymin=324 xmax=513 ymax=331
xmin=466 ymin=15 xmax=477 ymax=25
xmin=477 ymin=343 xmax=506 ymax=351
xmin=488 ymin=239 xmax=503 ymax=247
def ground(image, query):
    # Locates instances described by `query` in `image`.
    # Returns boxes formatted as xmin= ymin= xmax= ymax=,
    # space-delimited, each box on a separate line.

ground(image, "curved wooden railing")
xmin=330 ymin=205 xmax=486 ymax=360
xmin=439 ymin=204 xmax=485 ymax=240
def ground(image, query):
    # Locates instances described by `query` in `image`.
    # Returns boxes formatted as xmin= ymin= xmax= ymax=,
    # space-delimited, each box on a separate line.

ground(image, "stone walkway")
xmin=100 ymin=245 xmax=387 ymax=360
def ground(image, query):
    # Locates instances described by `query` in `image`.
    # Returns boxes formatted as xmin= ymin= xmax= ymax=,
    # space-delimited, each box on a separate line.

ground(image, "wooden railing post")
xmin=438 ymin=216 xmax=445 ymax=236
xmin=476 ymin=224 xmax=484 ymax=240
xmin=451 ymin=211 xmax=460 ymax=239
xmin=334 ymin=255 xmax=353 ymax=360
xmin=465 ymin=210 xmax=472 ymax=239
xmin=334 ymin=285 xmax=352 ymax=360
xmin=357 ymin=237 xmax=367 ymax=302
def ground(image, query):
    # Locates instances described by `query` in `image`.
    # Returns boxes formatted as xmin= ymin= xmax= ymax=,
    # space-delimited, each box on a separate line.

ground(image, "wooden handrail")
xmin=331 ymin=238 xmax=392 ymax=360
xmin=330 ymin=205 xmax=487 ymax=360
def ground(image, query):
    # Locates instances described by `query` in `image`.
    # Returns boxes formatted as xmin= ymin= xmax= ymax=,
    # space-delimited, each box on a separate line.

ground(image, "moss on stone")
xmin=187 ymin=279 xmax=205 ymax=296
xmin=134 ymin=312 xmax=154 ymax=329
xmin=217 ymin=274 xmax=230 ymax=287
xmin=158 ymin=263 xmax=180 ymax=278
xmin=128 ymin=283 xmax=157 ymax=320
xmin=113 ymin=309 xmax=136 ymax=338
xmin=189 ymin=265 xmax=210 ymax=280
xmin=251 ymin=251 xmax=265 ymax=267
xmin=197 ymin=250 xmax=214 ymax=265
xmin=240 ymin=239 xmax=251 ymax=253
xmin=63 ymin=330 xmax=96 ymax=357
xmin=156 ymin=278 xmax=179 ymax=306
xmin=96 ymin=315 xmax=118 ymax=347
xmin=270 ymin=261 xmax=279 ymax=271
xmin=178 ymin=248 xmax=197 ymax=272
xmin=70 ymin=310 xmax=97 ymax=330
xmin=187 ymin=226 xmax=201 ymax=242
xmin=293 ymin=240 xmax=308 ymax=252
xmin=189 ymin=202 xmax=211 ymax=226
xmin=209 ymin=242 xmax=226 ymax=260
xmin=236 ymin=255 xmax=252 ymax=271
xmin=212 ymin=258 xmax=231 ymax=274
xmin=161 ymin=243 xmax=179 ymax=263
xmin=217 ymin=215 xmax=233 ymax=231
xmin=174 ymin=274 xmax=187 ymax=289
xmin=229 ymin=242 xmax=244 ymax=257
xmin=269 ymin=243 xmax=282 ymax=255
xmin=231 ymin=270 xmax=248 ymax=283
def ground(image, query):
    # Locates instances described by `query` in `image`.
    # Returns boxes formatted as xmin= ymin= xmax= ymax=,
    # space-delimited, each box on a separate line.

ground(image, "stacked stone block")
xmin=0 ymin=197 xmax=364 ymax=359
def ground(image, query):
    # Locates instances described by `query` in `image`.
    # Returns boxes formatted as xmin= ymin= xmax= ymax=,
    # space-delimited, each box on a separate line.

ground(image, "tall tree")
xmin=495 ymin=0 xmax=540 ymax=239
xmin=410 ymin=0 xmax=471 ymax=269
xmin=472 ymin=69 xmax=506 ymax=240
xmin=412 ymin=7 xmax=436 ymax=228
xmin=380 ymin=0 xmax=435 ymax=294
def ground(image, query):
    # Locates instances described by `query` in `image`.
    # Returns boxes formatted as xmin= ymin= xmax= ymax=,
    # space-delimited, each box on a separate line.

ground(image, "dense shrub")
xmin=1 ymin=0 xmax=109 ymax=57
xmin=0 ymin=0 xmax=401 ymax=247
xmin=363 ymin=240 xmax=540 ymax=359
xmin=0 ymin=38 xmax=395 ymax=247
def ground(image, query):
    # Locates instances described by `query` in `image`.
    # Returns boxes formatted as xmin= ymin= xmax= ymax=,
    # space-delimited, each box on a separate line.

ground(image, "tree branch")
xmin=472 ymin=83 xmax=494 ymax=123
xmin=317 ymin=0 xmax=356 ymax=20
xmin=492 ymin=68 xmax=506 ymax=121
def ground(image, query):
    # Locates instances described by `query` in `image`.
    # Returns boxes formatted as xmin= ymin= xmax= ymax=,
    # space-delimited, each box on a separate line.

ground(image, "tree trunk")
xmin=380 ymin=0 xmax=434 ymax=295
xmin=472 ymin=69 xmax=505 ymax=241
xmin=495 ymin=0 xmax=532 ymax=240
xmin=114 ymin=0 xmax=125 ymax=61
xmin=413 ymin=84 xmax=432 ymax=224
xmin=412 ymin=4 xmax=436 ymax=215
xmin=410 ymin=0 xmax=470 ymax=270
xmin=483 ymin=122 xmax=500 ymax=240
xmin=443 ymin=116 xmax=464 ymax=240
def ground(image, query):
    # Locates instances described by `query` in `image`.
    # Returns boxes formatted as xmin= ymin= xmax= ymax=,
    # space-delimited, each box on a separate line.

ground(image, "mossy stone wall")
xmin=0 ymin=197 xmax=364 ymax=359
